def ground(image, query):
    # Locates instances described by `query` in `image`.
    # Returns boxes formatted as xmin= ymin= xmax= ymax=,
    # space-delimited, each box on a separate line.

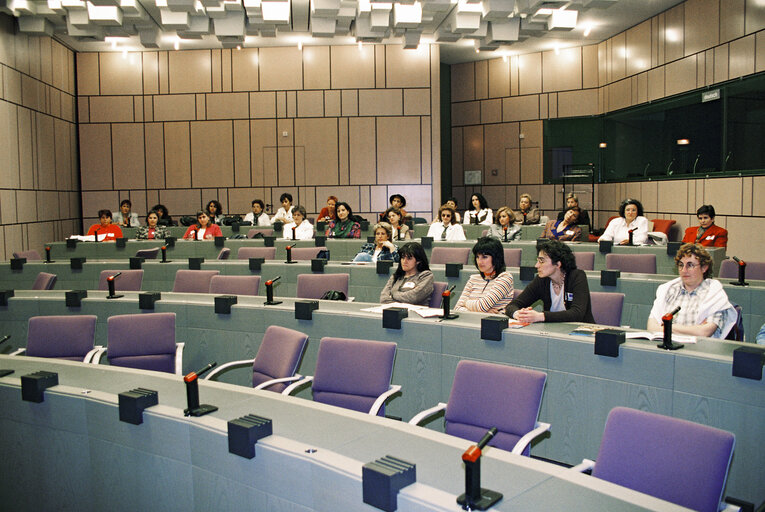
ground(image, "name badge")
xmin=402 ymin=282 xmax=416 ymax=289
xmin=565 ymin=292 xmax=574 ymax=301
xmin=565 ymin=230 xmax=575 ymax=236
xmin=705 ymin=235 xmax=715 ymax=240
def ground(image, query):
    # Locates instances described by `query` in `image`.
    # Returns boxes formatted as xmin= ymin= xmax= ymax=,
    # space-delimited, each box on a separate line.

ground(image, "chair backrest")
xmin=430 ymin=247 xmax=471 ymax=265
xmin=725 ymin=303 xmax=744 ymax=341
xmin=573 ymin=251 xmax=595 ymax=270
xmin=252 ymin=325 xmax=309 ymax=392
xmin=503 ymin=248 xmax=522 ymax=267
xmin=98 ymin=269 xmax=144 ymax=291
xmin=312 ymin=337 xmax=397 ymax=416
xmin=13 ymin=250 xmax=41 ymax=260
xmin=592 ymin=407 xmax=735 ymax=512
xmin=247 ymin=228 xmax=274 ymax=238
xmin=445 ymin=360 xmax=547 ymax=454
xmin=208 ymin=275 xmax=261 ymax=296
xmin=605 ymin=254 xmax=657 ymax=274
xmin=296 ymin=273 xmax=350 ymax=299
xmin=31 ymin=272 xmax=57 ymax=290
xmin=134 ymin=247 xmax=160 ymax=259
xmin=172 ymin=270 xmax=220 ymax=293
xmin=26 ymin=315 xmax=98 ymax=361
xmin=429 ymin=281 xmax=448 ymax=308
xmin=590 ymin=291 xmax=624 ymax=326
xmin=649 ymin=218 xmax=676 ymax=236
xmin=107 ymin=312 xmax=177 ymax=373
xmin=719 ymin=259 xmax=765 ymax=281
xmin=290 ymin=247 xmax=326 ymax=261
xmin=217 ymin=247 xmax=231 ymax=260
xmin=237 ymin=247 xmax=277 ymax=260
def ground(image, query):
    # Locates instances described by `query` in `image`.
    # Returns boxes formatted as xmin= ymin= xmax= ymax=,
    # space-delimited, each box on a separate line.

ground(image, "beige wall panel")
xmin=168 ymin=50 xmax=211 ymax=94
xmin=647 ymin=66 xmax=665 ymax=101
xmin=713 ymin=45 xmax=729 ymax=83
xmin=132 ymin=97 xmax=143 ymax=122
xmin=703 ymin=176 xmax=742 ymax=216
xmin=13 ymin=32 xmax=28 ymax=76
xmin=684 ymin=0 xmax=719 ymax=55
xmin=79 ymin=124 xmax=113 ymax=190
xmin=330 ymin=46 xmax=375 ymax=89
xmin=205 ymin=92 xmax=249 ymax=120
xmin=520 ymin=147 xmax=542 ymax=184
xmin=728 ymin=35 xmax=755 ymax=79
xmin=211 ymin=49 xmax=222 ymax=93
xmin=0 ymin=102 xmax=19 ymax=189
xmin=111 ymin=124 xmax=146 ymax=190
xmin=720 ymin=0 xmax=745 ymax=42
xmin=488 ymin=58 xmax=510 ymax=98
xmin=277 ymin=146 xmax=295 ymax=186
xmin=543 ymin=47 xmax=582 ymax=93
xmin=39 ymin=38 xmax=51 ymax=85
xmin=196 ymin=91 xmax=205 ymax=120
xmin=462 ymin=125 xmax=483 ymax=174
xmin=145 ymin=123 xmax=165 ymax=189
xmin=389 ymin=184 xmax=430 ymax=213
xmin=481 ymin=99 xmax=502 ymax=125
xmin=338 ymin=118 xmax=349 ymax=185
xmin=664 ymin=5 xmax=685 ymax=63
xmin=277 ymin=118 xmax=293 ymax=147
xmin=276 ymin=91 xmax=287 ymax=117
xmin=696 ymin=54 xmax=706 ymax=87
xmin=557 ymin=89 xmax=599 ymax=118
xmin=325 ymin=90 xmax=341 ymax=117
xmin=752 ymin=176 xmax=765 ymax=216
xmin=540 ymin=93 xmax=549 ymax=119
xmin=597 ymin=41 xmax=607 ymax=87
xmin=342 ymin=90 xmax=359 ymax=117
xmin=228 ymin=188 xmax=260 ymax=215
xmin=158 ymin=52 xmax=169 ymax=94
xmin=746 ymin=0 xmax=765 ymax=33
xmin=99 ymin=52 xmax=143 ymax=95
xmin=377 ymin=117 xmax=421 ymax=184
xmin=451 ymin=62 xmax=475 ymax=102
xmin=518 ymin=53 xmax=542 ymax=95
xmin=626 ymin=20 xmax=651 ymax=77
xmin=581 ymin=45 xmax=598 ymax=90
xmin=348 ymin=117 xmax=376 ymax=185
xmin=54 ymin=118 xmax=72 ymax=190
xmin=741 ymin=176 xmax=753 ymax=216
xmin=502 ymin=95 xmax=539 ymax=123
xmin=233 ymin=120 xmax=251 ymax=187
xmin=505 ymin=148 xmax=520 ymax=185
xmin=484 ymin=123 xmax=511 ymax=186
xmin=0 ymin=15 xmax=15 ymax=68
xmin=451 ymin=129 xmax=463 ymax=184
xmin=4 ymin=67 xmax=22 ymax=105
xmin=421 ymin=116 xmax=431 ymax=185
xmin=250 ymin=91 xmax=276 ymax=118
xmin=303 ymin=46 xmax=330 ymax=90
xmin=88 ymin=95 xmax=133 ymax=123
xmin=2 ymin=224 xmax=23 ymax=258
xmin=510 ymin=56 xmax=519 ymax=96
xmin=404 ymin=89 xmax=430 ymax=116
xmin=610 ymin=32 xmax=627 ymax=82
xmin=474 ymin=60 xmax=488 ymax=100
xmin=76 ymin=53 xmax=99 ymax=96
xmin=143 ymin=96 xmax=152 ymax=122
xmin=231 ymin=48 xmax=259 ymax=92
xmin=726 ymin=216 xmax=761 ymax=261
xmin=222 ymin=49 xmax=232 ymax=92
xmin=520 ymin=120 xmax=542 ymax=149
xmin=358 ymin=89 xmax=402 ymax=117
xmin=251 ymin=120 xmax=277 ymax=187
xmin=62 ymin=93 xmax=75 ymax=123
xmin=36 ymin=190 xmax=59 ymax=224
xmin=154 ymin=94 xmax=196 ymax=121
xmin=376 ymin=45 xmax=385 ymax=89
xmin=159 ymin=189 xmax=202 ymax=218
xmin=287 ymin=91 xmax=297 ymax=117
xmin=665 ymin=55 xmax=697 ymax=97
xmin=0 ymin=190 xmax=16 ymax=224
xmin=27 ymin=37 xmax=40 ymax=80
xmin=164 ymin=122 xmax=191 ymax=188
xmin=21 ymin=75 xmax=41 ymax=112
xmin=758 ymin=33 xmax=765 ymax=72
xmin=638 ymin=181 xmax=658 ymax=213
xmin=386 ymin=45 xmax=430 ymax=88
xmin=297 ymin=90 xmax=324 ymax=118
xmin=295 ymin=118 xmax=339 ymax=186
xmin=636 ymin=73 xmax=648 ymax=104
xmin=452 ymin=101 xmax=480 ymax=126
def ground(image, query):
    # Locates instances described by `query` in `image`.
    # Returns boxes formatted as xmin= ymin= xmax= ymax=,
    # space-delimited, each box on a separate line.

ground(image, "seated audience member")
xmin=514 ymin=193 xmax=540 ymax=225
xmin=682 ymin=204 xmax=728 ymax=247
xmin=380 ymin=242 xmax=434 ymax=306
xmin=151 ymin=204 xmax=174 ymax=226
xmin=505 ymin=240 xmax=594 ymax=323
xmin=243 ymin=199 xmax=270 ymax=226
xmin=325 ymin=202 xmax=361 ymax=238
xmin=271 ymin=193 xmax=294 ymax=223
xmin=487 ymin=206 xmax=521 ymax=242
xmin=353 ymin=222 xmax=399 ymax=262
xmin=445 ymin=197 xmax=461 ymax=223
xmin=183 ymin=211 xmax=223 ymax=240
xmin=598 ymin=198 xmax=649 ymax=245
xmin=86 ymin=209 xmax=123 ymax=241
xmin=281 ymin=205 xmax=314 ymax=240
xmin=114 ymin=199 xmax=139 ymax=227
xmin=542 ymin=207 xmax=582 ymax=241
xmin=646 ymin=243 xmax=736 ymax=338
xmin=318 ymin=195 xmax=338 ymax=222
xmin=136 ymin=210 xmax=170 ymax=240
xmin=385 ymin=207 xmax=411 ymax=240
xmin=380 ymin=194 xmax=409 ymax=221
xmin=427 ymin=205 xmax=466 ymax=241
xmin=464 ymin=193 xmax=493 ymax=225
xmin=557 ymin=193 xmax=591 ymax=229
xmin=205 ymin=200 xmax=224 ymax=224
xmin=454 ymin=237 xmax=515 ymax=314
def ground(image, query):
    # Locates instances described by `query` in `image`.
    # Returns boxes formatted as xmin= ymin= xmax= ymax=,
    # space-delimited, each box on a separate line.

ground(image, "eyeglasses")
xmin=676 ymin=262 xmax=698 ymax=270
xmin=441 ymin=214 xmax=451 ymax=218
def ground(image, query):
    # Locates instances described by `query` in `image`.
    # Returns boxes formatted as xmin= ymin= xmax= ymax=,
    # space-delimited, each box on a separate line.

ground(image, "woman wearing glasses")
xmin=426 ymin=204 xmax=466 ymax=241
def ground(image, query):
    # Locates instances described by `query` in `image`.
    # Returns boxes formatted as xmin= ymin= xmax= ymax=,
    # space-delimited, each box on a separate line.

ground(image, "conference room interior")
xmin=1 ymin=0 xmax=765 ymax=510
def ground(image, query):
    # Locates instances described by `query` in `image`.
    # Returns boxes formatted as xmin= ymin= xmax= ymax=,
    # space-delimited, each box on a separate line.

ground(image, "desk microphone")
xmin=457 ymin=427 xmax=502 ymax=510
xmin=265 ymin=276 xmax=282 ymax=305
xmin=183 ymin=362 xmax=218 ymax=417
xmin=440 ymin=285 xmax=459 ymax=320
xmin=106 ymin=272 xmax=124 ymax=299
xmin=286 ymin=243 xmax=298 ymax=264
xmin=731 ymin=256 xmax=744 ymax=264
xmin=44 ymin=246 xmax=54 ymax=263
xmin=94 ymin=228 xmax=100 ymax=242
xmin=729 ymin=256 xmax=748 ymax=286
xmin=160 ymin=245 xmax=170 ymax=263
xmin=662 ymin=306 xmax=681 ymax=321
xmin=627 ymin=227 xmax=637 ymax=246
xmin=659 ymin=306 xmax=682 ymax=351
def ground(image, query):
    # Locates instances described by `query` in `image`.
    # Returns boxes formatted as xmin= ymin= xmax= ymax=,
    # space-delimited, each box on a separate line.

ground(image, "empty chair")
xmin=503 ymin=248 xmax=522 ymax=267
xmin=409 ymin=360 xmax=549 ymax=455
xmin=430 ymin=247 xmax=471 ymax=265
xmin=719 ymin=259 xmax=765 ymax=281
xmin=590 ymin=291 xmax=624 ymax=326
xmin=237 ymin=247 xmax=277 ymax=260
xmin=31 ymin=272 xmax=57 ymax=290
xmin=104 ymin=312 xmax=184 ymax=374
xmin=98 ymin=269 xmax=144 ymax=292
xmin=208 ymin=275 xmax=261 ymax=296
xmin=290 ymin=247 xmax=327 ymax=261
xmin=247 ymin=228 xmax=274 ymax=238
xmin=650 ymin=218 xmax=676 ymax=236
xmin=429 ymin=281 xmax=448 ymax=308
xmin=605 ymin=254 xmax=656 ymax=274
xmin=574 ymin=407 xmax=734 ymax=512
xmin=217 ymin=247 xmax=231 ymax=260
xmin=205 ymin=325 xmax=308 ymax=393
xmin=288 ymin=337 xmax=399 ymax=416
xmin=11 ymin=315 xmax=99 ymax=362
xmin=573 ymin=252 xmax=595 ymax=271
xmin=172 ymin=270 xmax=220 ymax=293
xmin=135 ymin=247 xmax=160 ymax=259
xmin=13 ymin=249 xmax=41 ymax=260
xmin=296 ymin=273 xmax=349 ymax=299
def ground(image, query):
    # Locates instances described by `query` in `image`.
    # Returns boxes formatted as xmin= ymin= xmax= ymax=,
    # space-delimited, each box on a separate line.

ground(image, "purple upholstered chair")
xmin=288 ymin=337 xmax=399 ymax=416
xmin=217 ymin=248 xmax=231 ymax=260
xmin=172 ymin=270 xmax=220 ymax=293
xmin=605 ymin=253 xmax=657 ymax=274
xmin=296 ymin=273 xmax=350 ymax=300
xmin=409 ymin=360 xmax=549 ymax=455
xmin=237 ymin=247 xmax=277 ymax=260
xmin=247 ymin=228 xmax=274 ymax=238
xmin=98 ymin=270 xmax=144 ymax=292
xmin=205 ymin=325 xmax=308 ymax=393
xmin=290 ymin=247 xmax=327 ymax=261
xmin=503 ymin=248 xmax=522 ymax=268
xmin=208 ymin=275 xmax=261 ymax=296
xmin=11 ymin=315 xmax=99 ymax=362
xmin=429 ymin=281 xmax=448 ymax=308
xmin=31 ymin=272 xmax=57 ymax=290
xmin=574 ymin=407 xmax=735 ymax=512
xmin=590 ymin=291 xmax=624 ymax=326
xmin=13 ymin=249 xmax=41 ymax=260
xmin=135 ymin=247 xmax=160 ymax=259
xmin=430 ymin=247 xmax=471 ymax=265
xmin=719 ymin=259 xmax=765 ymax=281
xmin=104 ymin=312 xmax=183 ymax=374
xmin=573 ymin=251 xmax=595 ymax=271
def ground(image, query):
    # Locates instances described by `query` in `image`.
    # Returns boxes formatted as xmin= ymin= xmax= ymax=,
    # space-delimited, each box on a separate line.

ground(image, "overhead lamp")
xmin=599 ymin=142 xmax=607 ymax=148
xmin=677 ymin=139 xmax=690 ymax=145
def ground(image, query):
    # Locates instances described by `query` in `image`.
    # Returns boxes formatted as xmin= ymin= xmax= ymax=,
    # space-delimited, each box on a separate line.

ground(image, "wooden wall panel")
xmin=100 ymin=52 xmax=143 ymax=95
xmin=330 ymin=46 xmax=375 ymax=89
xmin=386 ymin=45 xmax=430 ymax=88
xmin=112 ymin=123 xmax=146 ymax=190
xmin=294 ymin=117 xmax=339 ymax=186
xmin=377 ymin=117 xmax=420 ymax=184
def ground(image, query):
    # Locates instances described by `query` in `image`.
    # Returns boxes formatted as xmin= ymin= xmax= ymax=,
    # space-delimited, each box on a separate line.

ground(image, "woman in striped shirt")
xmin=454 ymin=237 xmax=515 ymax=314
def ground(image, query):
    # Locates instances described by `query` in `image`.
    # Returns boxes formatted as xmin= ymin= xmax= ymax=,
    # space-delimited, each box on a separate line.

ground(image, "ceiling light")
xmin=583 ymin=24 xmax=592 ymax=37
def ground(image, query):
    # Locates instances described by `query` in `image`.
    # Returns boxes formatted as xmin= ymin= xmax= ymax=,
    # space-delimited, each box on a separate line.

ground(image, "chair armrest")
xmin=283 ymin=375 xmax=313 ymax=396
xmin=570 ymin=458 xmax=595 ymax=473
xmin=83 ymin=345 xmax=104 ymax=364
xmin=174 ymin=343 xmax=185 ymax=375
xmin=408 ymin=402 xmax=447 ymax=426
xmin=9 ymin=348 xmax=25 ymax=356
xmin=254 ymin=374 xmax=303 ymax=391
xmin=511 ymin=421 xmax=551 ymax=455
xmin=369 ymin=384 xmax=402 ymax=416
xmin=204 ymin=359 xmax=255 ymax=380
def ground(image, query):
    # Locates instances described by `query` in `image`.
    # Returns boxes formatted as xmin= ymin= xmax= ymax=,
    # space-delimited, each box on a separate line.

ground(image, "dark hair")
xmin=565 ymin=206 xmax=581 ymax=222
xmin=537 ymin=240 xmax=577 ymax=274
xmin=195 ymin=210 xmax=211 ymax=227
xmin=293 ymin=205 xmax=307 ymax=218
xmin=393 ymin=242 xmax=430 ymax=282
xmin=470 ymin=193 xmax=489 ymax=211
xmin=151 ymin=204 xmax=169 ymax=218
xmin=335 ymin=201 xmax=354 ymax=219
xmin=385 ymin=207 xmax=404 ymax=226
xmin=279 ymin=193 xmax=293 ymax=203
xmin=146 ymin=209 xmax=160 ymax=222
xmin=675 ymin=243 xmax=713 ymax=279
xmin=446 ymin=196 xmax=458 ymax=207
xmin=696 ymin=204 xmax=716 ymax=219
xmin=390 ymin=194 xmax=406 ymax=208
xmin=206 ymin=200 xmax=223 ymax=216
xmin=619 ymin=198 xmax=644 ymax=218
xmin=252 ymin=199 xmax=265 ymax=209
xmin=472 ymin=237 xmax=505 ymax=276
xmin=120 ymin=199 xmax=131 ymax=208
xmin=438 ymin=204 xmax=457 ymax=225
xmin=98 ymin=209 xmax=112 ymax=219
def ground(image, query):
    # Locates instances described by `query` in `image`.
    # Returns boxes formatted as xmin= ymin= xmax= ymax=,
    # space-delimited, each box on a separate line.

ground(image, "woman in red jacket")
xmin=682 ymin=205 xmax=727 ymax=247
xmin=183 ymin=211 xmax=223 ymax=240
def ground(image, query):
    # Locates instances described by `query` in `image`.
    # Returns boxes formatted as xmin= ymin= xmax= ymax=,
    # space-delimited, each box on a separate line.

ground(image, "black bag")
xmin=320 ymin=290 xmax=346 ymax=301
xmin=316 ymin=249 xmax=330 ymax=260
xmin=222 ymin=215 xmax=242 ymax=226
xmin=180 ymin=216 xmax=196 ymax=226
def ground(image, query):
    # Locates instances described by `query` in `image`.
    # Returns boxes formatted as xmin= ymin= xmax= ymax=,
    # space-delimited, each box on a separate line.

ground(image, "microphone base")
xmin=184 ymin=404 xmax=218 ymax=417
xmin=730 ymin=281 xmax=749 ymax=287
xmin=285 ymin=261 xmax=298 ymax=264
xmin=657 ymin=342 xmax=684 ymax=351
xmin=43 ymin=260 xmax=55 ymax=264
xmin=106 ymin=294 xmax=124 ymax=300
xmin=439 ymin=314 xmax=459 ymax=320
xmin=160 ymin=260 xmax=172 ymax=263
xmin=264 ymin=300 xmax=283 ymax=306
xmin=456 ymin=489 xmax=502 ymax=511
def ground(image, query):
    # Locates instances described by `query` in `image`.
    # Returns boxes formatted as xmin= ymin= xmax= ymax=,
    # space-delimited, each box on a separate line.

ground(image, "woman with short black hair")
xmin=379 ymin=242 xmax=434 ymax=306
xmin=598 ymin=198 xmax=649 ymax=245
xmin=454 ymin=237 xmax=514 ymax=314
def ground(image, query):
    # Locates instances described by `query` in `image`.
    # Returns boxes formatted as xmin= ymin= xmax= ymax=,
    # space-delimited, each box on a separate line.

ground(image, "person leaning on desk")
xmin=505 ymin=239 xmax=595 ymax=324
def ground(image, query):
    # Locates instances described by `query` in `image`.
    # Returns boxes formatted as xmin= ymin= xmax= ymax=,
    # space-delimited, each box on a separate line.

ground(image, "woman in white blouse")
xmin=463 ymin=193 xmax=493 ymax=225
xmin=598 ymin=198 xmax=650 ymax=245
xmin=281 ymin=205 xmax=314 ymax=240
xmin=427 ymin=204 xmax=466 ymax=241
